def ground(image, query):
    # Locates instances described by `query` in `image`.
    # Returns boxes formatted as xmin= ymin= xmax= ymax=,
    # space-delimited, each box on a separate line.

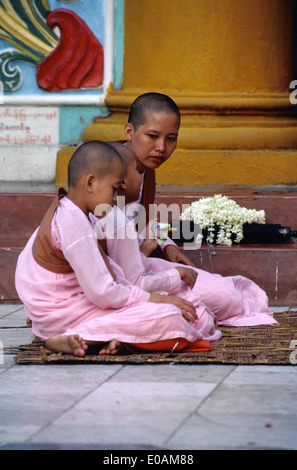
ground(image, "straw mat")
xmin=12 ymin=312 xmax=297 ymax=365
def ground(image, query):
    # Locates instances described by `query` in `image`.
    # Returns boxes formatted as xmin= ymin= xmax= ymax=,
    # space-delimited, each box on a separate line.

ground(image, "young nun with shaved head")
xmin=15 ymin=140 xmax=220 ymax=357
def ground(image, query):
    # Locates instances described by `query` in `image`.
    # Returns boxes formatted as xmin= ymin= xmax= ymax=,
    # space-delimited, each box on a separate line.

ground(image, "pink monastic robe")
xmin=15 ymin=196 xmax=222 ymax=343
xmin=103 ymin=207 xmax=277 ymax=328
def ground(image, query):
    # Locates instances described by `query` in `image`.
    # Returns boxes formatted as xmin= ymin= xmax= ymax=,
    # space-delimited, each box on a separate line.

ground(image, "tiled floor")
xmin=0 ymin=304 xmax=296 ymax=450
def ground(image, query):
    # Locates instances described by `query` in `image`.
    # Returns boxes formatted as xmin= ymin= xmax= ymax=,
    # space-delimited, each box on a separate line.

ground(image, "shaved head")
xmin=68 ymin=140 xmax=125 ymax=187
xmin=128 ymin=92 xmax=180 ymax=130
xmin=107 ymin=141 xmax=136 ymax=167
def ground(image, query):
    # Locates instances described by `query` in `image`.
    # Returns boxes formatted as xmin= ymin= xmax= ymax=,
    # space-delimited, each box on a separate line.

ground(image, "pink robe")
xmin=101 ymin=207 xmax=277 ymax=328
xmin=15 ymin=197 xmax=222 ymax=342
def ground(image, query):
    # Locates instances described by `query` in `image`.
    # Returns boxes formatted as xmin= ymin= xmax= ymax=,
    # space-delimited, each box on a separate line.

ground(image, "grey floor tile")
xmin=199 ymin=382 xmax=296 ymax=417
xmin=0 ymin=308 xmax=27 ymax=327
xmin=0 ymin=304 xmax=24 ymax=318
xmin=167 ymin=367 xmax=297 ymax=450
xmin=0 ymin=425 xmax=41 ymax=447
xmin=0 ymin=328 xmax=34 ymax=348
xmin=0 ymin=393 xmax=78 ymax=427
xmin=0 ymin=363 xmax=123 ymax=445
xmin=30 ymin=380 xmax=217 ymax=447
xmin=224 ymin=365 xmax=297 ymax=386
xmin=0 ymin=363 xmax=123 ymax=397
xmin=0 ymin=354 xmax=16 ymax=372
xmin=270 ymin=306 xmax=291 ymax=313
xmin=111 ymin=364 xmax=235 ymax=384
xmin=167 ymin=410 xmax=297 ymax=450
xmin=1 ymin=303 xmax=296 ymax=450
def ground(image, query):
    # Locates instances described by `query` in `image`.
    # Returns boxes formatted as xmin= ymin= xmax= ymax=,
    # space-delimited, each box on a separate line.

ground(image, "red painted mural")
xmin=0 ymin=1 xmax=105 ymax=93
xmin=36 ymin=9 xmax=104 ymax=92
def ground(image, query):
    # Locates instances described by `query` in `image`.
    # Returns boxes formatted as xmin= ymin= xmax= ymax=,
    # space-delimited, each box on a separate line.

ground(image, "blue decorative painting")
xmin=0 ymin=0 xmax=107 ymax=98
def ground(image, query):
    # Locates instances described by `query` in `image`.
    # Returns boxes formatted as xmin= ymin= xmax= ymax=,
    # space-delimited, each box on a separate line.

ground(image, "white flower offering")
xmin=180 ymin=194 xmax=266 ymax=246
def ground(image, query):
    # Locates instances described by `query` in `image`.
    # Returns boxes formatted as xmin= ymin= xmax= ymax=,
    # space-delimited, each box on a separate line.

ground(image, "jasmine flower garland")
xmin=180 ymin=194 xmax=266 ymax=246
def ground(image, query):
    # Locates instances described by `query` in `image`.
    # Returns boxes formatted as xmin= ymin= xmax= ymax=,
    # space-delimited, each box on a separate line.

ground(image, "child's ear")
xmin=86 ymin=173 xmax=96 ymax=192
xmin=124 ymin=123 xmax=134 ymax=141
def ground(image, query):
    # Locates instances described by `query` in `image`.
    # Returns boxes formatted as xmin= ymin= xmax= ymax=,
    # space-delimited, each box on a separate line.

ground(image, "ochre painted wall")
xmin=123 ymin=0 xmax=293 ymax=95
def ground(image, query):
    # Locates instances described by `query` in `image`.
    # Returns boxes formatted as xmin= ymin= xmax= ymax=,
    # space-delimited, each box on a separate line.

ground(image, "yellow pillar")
xmin=58 ymin=0 xmax=297 ymax=186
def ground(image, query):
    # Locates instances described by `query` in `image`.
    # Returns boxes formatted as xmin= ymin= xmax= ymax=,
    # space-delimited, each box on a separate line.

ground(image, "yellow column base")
xmin=55 ymin=145 xmax=78 ymax=186
xmin=55 ymin=143 xmax=297 ymax=188
xmin=157 ymin=149 xmax=297 ymax=186
xmin=75 ymin=98 xmax=297 ymax=187
xmin=56 ymin=90 xmax=297 ymax=187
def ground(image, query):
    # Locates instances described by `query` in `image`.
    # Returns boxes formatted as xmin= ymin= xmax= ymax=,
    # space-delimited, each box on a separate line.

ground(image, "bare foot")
xmin=46 ymin=335 xmax=88 ymax=357
xmin=26 ymin=317 xmax=32 ymax=327
xmin=99 ymin=340 xmax=122 ymax=355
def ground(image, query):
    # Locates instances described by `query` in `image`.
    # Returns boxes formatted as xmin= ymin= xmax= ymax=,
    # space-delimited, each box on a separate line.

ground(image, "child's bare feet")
xmin=46 ymin=334 xmax=88 ymax=357
xmin=99 ymin=340 xmax=122 ymax=355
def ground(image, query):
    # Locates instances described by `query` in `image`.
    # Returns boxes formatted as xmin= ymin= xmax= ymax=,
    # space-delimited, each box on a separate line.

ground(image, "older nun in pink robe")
xmin=100 ymin=206 xmax=277 ymax=329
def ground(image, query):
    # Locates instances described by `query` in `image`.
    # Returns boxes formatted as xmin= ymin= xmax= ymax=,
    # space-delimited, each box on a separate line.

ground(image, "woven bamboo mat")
xmin=12 ymin=312 xmax=297 ymax=365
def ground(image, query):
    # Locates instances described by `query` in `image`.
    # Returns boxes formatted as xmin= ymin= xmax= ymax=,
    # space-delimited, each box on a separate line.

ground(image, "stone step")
xmin=1 ymin=185 xmax=297 ymax=305
xmin=1 ymin=185 xmax=297 ymax=239
xmin=0 ymin=184 xmax=57 ymax=302
xmin=187 ymin=243 xmax=297 ymax=306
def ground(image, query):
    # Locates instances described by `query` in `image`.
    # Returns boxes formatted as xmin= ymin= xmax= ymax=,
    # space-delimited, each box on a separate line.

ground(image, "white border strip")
xmin=3 ymin=0 xmax=114 ymax=106
xmin=103 ymin=0 xmax=114 ymax=95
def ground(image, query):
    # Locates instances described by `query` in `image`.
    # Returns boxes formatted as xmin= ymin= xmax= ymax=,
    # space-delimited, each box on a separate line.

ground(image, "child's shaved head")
xmin=128 ymin=92 xmax=180 ymax=131
xmin=107 ymin=141 xmax=143 ymax=204
xmin=107 ymin=141 xmax=136 ymax=166
xmin=68 ymin=140 xmax=124 ymax=187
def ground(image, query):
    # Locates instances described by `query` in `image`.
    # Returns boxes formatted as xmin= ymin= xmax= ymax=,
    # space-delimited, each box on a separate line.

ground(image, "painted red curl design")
xmin=36 ymin=9 xmax=104 ymax=92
